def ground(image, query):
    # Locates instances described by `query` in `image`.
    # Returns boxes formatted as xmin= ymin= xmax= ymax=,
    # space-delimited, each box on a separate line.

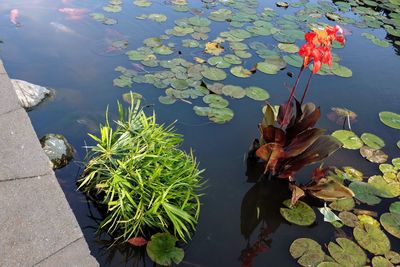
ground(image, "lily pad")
xmin=379 ymin=111 xmax=400 ymax=129
xmin=230 ymin=66 xmax=252 ymax=78
xmin=329 ymin=198 xmax=355 ymax=212
xmin=158 ymin=95 xmax=176 ymax=105
xmin=385 ymin=251 xmax=400 ymax=264
xmin=331 ymin=64 xmax=352 ymax=78
xmin=221 ymin=85 xmax=246 ymax=99
xmin=280 ymin=199 xmax=316 ymax=226
xmin=389 ymin=202 xmax=400 ymax=214
xmin=245 ymin=87 xmax=270 ymax=101
xmin=361 ymin=133 xmax=385 ymax=149
xmin=290 ymin=238 xmax=325 ymax=267
xmin=208 ymin=107 xmax=234 ymax=124
xmin=349 ymin=181 xmax=381 ymax=205
xmin=353 ymin=223 xmax=391 ymax=255
xmin=339 ymin=211 xmax=359 ymax=227
xmin=380 ymin=212 xmax=400 ymax=238
xmin=146 ymin=233 xmax=184 ymax=266
xmin=201 ymin=67 xmax=227 ymax=81
xmin=372 ymin=256 xmax=394 ymax=267
xmin=202 ymin=94 xmax=229 ymax=108
xmin=327 ymin=238 xmax=367 ymax=267
xmin=368 ymin=175 xmax=400 ymax=198
xmin=278 ymin=43 xmax=299 ymax=53
xmin=331 ymin=130 xmax=363 ymax=150
xmin=360 ymin=146 xmax=388 ymax=163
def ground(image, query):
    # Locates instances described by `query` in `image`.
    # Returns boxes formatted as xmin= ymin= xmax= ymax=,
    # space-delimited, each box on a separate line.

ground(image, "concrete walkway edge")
xmin=0 ymin=60 xmax=98 ymax=267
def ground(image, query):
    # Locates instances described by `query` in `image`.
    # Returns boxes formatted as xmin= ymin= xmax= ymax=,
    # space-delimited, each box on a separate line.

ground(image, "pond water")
xmin=1 ymin=0 xmax=400 ymax=266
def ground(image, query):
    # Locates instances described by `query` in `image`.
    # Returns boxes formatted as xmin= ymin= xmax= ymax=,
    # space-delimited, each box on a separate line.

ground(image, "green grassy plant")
xmin=78 ymin=96 xmax=204 ymax=242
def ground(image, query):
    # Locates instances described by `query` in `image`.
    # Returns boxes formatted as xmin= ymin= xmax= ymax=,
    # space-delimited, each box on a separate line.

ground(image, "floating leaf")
xmin=245 ymin=86 xmax=270 ymax=101
xmin=278 ymin=43 xmax=299 ymax=53
xmin=158 ymin=95 xmax=176 ymax=105
xmin=327 ymin=238 xmax=367 ymax=267
xmin=368 ymin=175 xmax=400 ymax=198
xmin=221 ymin=85 xmax=246 ymax=99
xmin=360 ymin=146 xmax=388 ymax=163
xmin=276 ymin=1 xmax=289 ymax=8
xmin=128 ymin=236 xmax=147 ymax=246
xmin=204 ymin=42 xmax=224 ymax=56
xmin=329 ymin=198 xmax=355 ymax=212
xmin=203 ymin=94 xmax=229 ymax=108
xmin=201 ymin=67 xmax=227 ymax=81
xmin=331 ymin=130 xmax=363 ymax=149
xmin=331 ymin=64 xmax=352 ymax=78
xmin=379 ymin=111 xmax=400 ymax=129
xmin=349 ymin=181 xmax=381 ymax=205
xmin=208 ymin=107 xmax=234 ymax=124
xmin=306 ymin=178 xmax=355 ymax=201
xmin=289 ymin=238 xmax=325 ymax=267
xmin=385 ymin=251 xmax=400 ymax=264
xmin=371 ymin=256 xmax=394 ymax=267
xmin=361 ymin=133 xmax=385 ymax=149
xmin=146 ymin=233 xmax=184 ymax=266
xmin=339 ymin=211 xmax=359 ymax=227
xmin=280 ymin=199 xmax=316 ymax=226
xmin=230 ymin=66 xmax=252 ymax=78
xmin=380 ymin=212 xmax=400 ymax=238
xmin=353 ymin=223 xmax=391 ymax=255
xmin=122 ymin=92 xmax=142 ymax=104
xmin=389 ymin=202 xmax=400 ymax=214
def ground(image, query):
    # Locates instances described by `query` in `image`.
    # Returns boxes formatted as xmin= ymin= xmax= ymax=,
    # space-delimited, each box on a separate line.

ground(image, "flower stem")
xmin=281 ymin=66 xmax=304 ymax=127
xmin=300 ymin=72 xmax=313 ymax=105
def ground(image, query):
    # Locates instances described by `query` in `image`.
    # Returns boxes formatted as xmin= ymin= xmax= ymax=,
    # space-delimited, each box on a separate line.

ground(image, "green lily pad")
xmin=397 ymin=140 xmax=400 ymax=149
xmin=245 ymin=86 xmax=270 ymax=101
xmin=343 ymin=166 xmax=364 ymax=181
xmin=317 ymin=262 xmax=341 ymax=267
xmin=203 ymin=94 xmax=229 ymax=108
xmin=207 ymin=57 xmax=231 ymax=69
xmin=146 ymin=233 xmax=184 ymax=266
xmin=372 ymin=256 xmax=394 ymax=267
xmin=153 ymin=45 xmax=174 ymax=55
xmin=349 ymin=181 xmax=381 ymax=205
xmin=230 ymin=66 xmax=252 ymax=78
xmin=208 ymin=107 xmax=234 ymax=124
xmin=193 ymin=106 xmax=210 ymax=117
xmin=331 ymin=64 xmax=352 ymax=78
xmin=223 ymin=54 xmax=242 ymax=65
xmin=188 ymin=16 xmax=211 ymax=27
xmin=221 ymin=85 xmax=246 ymax=99
xmin=147 ymin=13 xmax=167 ymax=22
xmin=280 ymin=199 xmax=316 ymax=226
xmin=361 ymin=133 xmax=385 ymax=149
xmin=257 ymin=62 xmax=281 ymax=74
xmin=329 ymin=198 xmax=355 ymax=212
xmin=380 ymin=212 xmax=400 ymax=238
xmin=278 ymin=43 xmax=299 ymax=53
xmin=379 ymin=111 xmax=400 ymax=129
xmin=158 ymin=95 xmax=176 ymax=105
xmin=122 ymin=92 xmax=142 ymax=104
xmin=113 ymin=75 xmax=132 ymax=88
xmin=327 ymin=238 xmax=367 ymax=267
xmin=289 ymin=238 xmax=325 ymax=267
xmin=201 ymin=67 xmax=227 ymax=81
xmin=379 ymin=164 xmax=396 ymax=174
xmin=389 ymin=202 xmax=400 ymax=214
xmin=392 ymin=158 xmax=400 ymax=169
xmin=331 ymin=130 xmax=363 ymax=150
xmin=283 ymin=54 xmax=303 ymax=68
xmin=353 ymin=223 xmax=391 ymax=255
xmin=368 ymin=175 xmax=400 ymax=198
xmin=134 ymin=0 xmax=152 ymax=7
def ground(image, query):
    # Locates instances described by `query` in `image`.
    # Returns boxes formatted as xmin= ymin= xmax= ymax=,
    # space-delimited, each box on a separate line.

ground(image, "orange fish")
xmin=10 ymin=9 xmax=19 ymax=25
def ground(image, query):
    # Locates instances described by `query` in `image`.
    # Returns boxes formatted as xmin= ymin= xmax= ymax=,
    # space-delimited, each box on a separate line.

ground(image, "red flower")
xmin=298 ymin=25 xmax=344 ymax=74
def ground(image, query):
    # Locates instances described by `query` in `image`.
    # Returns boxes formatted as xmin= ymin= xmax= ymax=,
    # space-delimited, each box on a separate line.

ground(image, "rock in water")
xmin=11 ymin=79 xmax=52 ymax=110
xmin=40 ymin=134 xmax=74 ymax=169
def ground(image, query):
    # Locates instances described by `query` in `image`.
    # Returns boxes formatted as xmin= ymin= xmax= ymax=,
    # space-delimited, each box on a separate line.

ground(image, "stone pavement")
xmin=0 ymin=60 xmax=98 ymax=267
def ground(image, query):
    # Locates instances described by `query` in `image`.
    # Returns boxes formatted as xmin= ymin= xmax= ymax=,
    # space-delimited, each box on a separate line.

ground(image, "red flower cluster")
xmin=299 ymin=25 xmax=345 ymax=74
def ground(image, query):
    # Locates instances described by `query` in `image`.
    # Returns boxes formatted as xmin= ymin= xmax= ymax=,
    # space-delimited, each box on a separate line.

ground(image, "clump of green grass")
xmin=78 ymin=96 xmax=204 ymax=242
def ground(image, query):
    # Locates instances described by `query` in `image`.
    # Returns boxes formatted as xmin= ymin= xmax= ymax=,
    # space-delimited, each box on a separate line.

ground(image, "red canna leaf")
xmin=127 ymin=237 xmax=148 ymax=247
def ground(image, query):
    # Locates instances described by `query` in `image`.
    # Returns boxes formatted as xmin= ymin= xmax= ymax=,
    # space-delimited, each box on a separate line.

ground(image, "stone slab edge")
xmin=0 ymin=59 xmax=98 ymax=267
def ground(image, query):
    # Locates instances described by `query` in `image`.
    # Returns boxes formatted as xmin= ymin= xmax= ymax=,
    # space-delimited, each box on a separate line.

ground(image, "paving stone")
xmin=0 ymin=72 xmax=21 ymax=115
xmin=0 ymin=108 xmax=52 ymax=181
xmin=0 ymin=174 xmax=86 ymax=266
xmin=35 ymin=238 xmax=99 ymax=267
xmin=0 ymin=59 xmax=6 ymax=74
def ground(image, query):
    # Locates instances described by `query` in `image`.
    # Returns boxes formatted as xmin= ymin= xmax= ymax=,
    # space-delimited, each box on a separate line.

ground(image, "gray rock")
xmin=40 ymin=134 xmax=74 ymax=169
xmin=11 ymin=79 xmax=52 ymax=110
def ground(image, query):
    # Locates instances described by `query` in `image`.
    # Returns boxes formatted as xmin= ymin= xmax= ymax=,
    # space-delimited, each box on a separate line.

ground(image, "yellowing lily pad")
xmin=280 ymin=199 xmax=316 ymax=226
xmin=327 ymin=238 xmax=367 ymax=267
xmin=230 ymin=66 xmax=252 ymax=78
xmin=331 ymin=130 xmax=363 ymax=149
xmin=360 ymin=146 xmax=388 ymax=163
xmin=371 ymin=256 xmax=394 ymax=267
xmin=368 ymin=175 xmax=400 ymax=198
xmin=353 ymin=223 xmax=391 ymax=255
